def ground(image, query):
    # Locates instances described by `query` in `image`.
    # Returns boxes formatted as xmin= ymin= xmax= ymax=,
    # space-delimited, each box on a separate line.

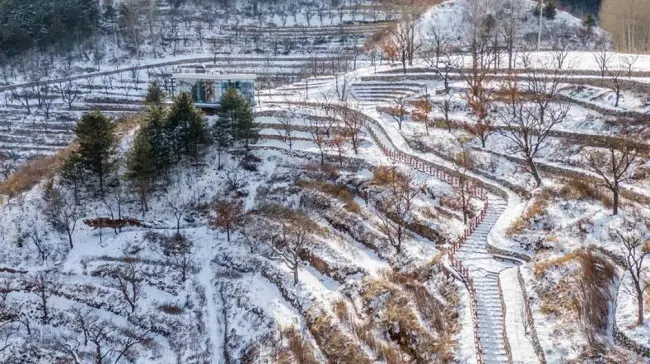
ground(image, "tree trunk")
xmin=293 ymin=267 xmax=298 ymax=286
xmin=613 ymin=188 xmax=619 ymax=215
xmin=637 ymin=288 xmax=644 ymax=325
xmin=528 ymin=157 xmax=542 ymax=187
xmin=67 ymin=230 xmax=73 ymax=249
xmin=226 ymin=228 xmax=230 ymax=242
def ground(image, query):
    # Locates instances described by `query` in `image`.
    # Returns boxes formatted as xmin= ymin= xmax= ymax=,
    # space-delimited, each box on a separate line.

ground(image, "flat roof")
xmin=171 ymin=73 xmax=256 ymax=80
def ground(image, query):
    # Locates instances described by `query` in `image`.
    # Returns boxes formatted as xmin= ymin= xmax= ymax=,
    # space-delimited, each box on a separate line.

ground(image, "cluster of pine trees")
xmin=59 ymin=83 xmax=259 ymax=211
xmin=0 ymin=0 xmax=100 ymax=59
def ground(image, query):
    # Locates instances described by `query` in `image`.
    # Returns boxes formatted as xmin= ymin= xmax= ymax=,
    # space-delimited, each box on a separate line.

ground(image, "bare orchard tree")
xmin=613 ymin=226 xmax=650 ymax=326
xmin=498 ymin=0 xmax=519 ymax=70
xmin=307 ymin=118 xmax=328 ymax=165
xmin=499 ymin=74 xmax=570 ymax=187
xmin=10 ymin=89 xmax=33 ymax=114
xmin=373 ymin=167 xmax=421 ymax=253
xmin=268 ymin=221 xmax=311 ymax=286
xmin=162 ymin=234 xmax=195 ymax=283
xmin=167 ymin=194 xmax=192 ymax=235
xmin=112 ymin=259 xmax=142 ymax=314
xmin=621 ymin=54 xmax=639 ymax=78
xmin=593 ymin=47 xmax=613 ymax=78
xmin=43 ymin=182 xmax=82 ymax=249
xmin=41 ymin=86 xmax=57 ymax=120
xmin=26 ymin=226 xmax=51 ymax=264
xmin=586 ymin=139 xmax=640 ymax=215
xmin=452 ymin=148 xmax=475 ymax=224
xmin=519 ymin=52 xmax=571 ymax=126
xmin=423 ymin=23 xmax=449 ymax=67
xmin=276 ymin=110 xmax=295 ymax=150
xmin=464 ymin=83 xmax=494 ymax=148
xmin=383 ymin=98 xmax=408 ymax=130
xmin=553 ymin=47 xmax=571 ymax=70
xmin=59 ymin=80 xmax=80 ymax=110
xmin=607 ymin=63 xmax=624 ymax=107
xmin=27 ymin=271 xmax=60 ymax=323
xmin=340 ymin=106 xmax=364 ymax=154
xmin=387 ymin=0 xmax=428 ymax=73
xmin=329 ymin=133 xmax=347 ymax=167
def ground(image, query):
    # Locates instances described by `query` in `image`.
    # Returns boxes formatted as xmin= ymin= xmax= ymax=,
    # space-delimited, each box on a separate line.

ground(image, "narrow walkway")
xmin=455 ymin=196 xmax=515 ymax=364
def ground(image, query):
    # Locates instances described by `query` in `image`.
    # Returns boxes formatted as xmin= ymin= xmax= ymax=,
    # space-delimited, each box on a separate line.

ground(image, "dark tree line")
xmin=0 ymin=0 xmax=100 ymax=59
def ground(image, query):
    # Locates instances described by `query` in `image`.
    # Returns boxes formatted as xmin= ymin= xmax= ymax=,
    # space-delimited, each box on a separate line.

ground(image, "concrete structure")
xmin=171 ymin=73 xmax=256 ymax=107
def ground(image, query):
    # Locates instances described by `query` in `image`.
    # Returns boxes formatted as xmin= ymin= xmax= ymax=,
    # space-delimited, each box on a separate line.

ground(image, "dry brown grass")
xmin=507 ymin=197 xmax=546 ymax=236
xmin=360 ymin=273 xmax=456 ymax=363
xmin=296 ymin=179 xmax=361 ymax=214
xmin=372 ymin=165 xmax=405 ymax=186
xmin=0 ymin=145 xmax=74 ymax=198
xmin=282 ymin=326 xmax=319 ymax=364
xmin=306 ymin=309 xmax=372 ymax=364
xmin=534 ymin=251 xmax=580 ymax=278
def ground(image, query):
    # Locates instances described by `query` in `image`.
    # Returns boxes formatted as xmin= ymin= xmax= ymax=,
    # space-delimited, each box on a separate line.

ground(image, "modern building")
xmin=170 ymin=73 xmax=256 ymax=108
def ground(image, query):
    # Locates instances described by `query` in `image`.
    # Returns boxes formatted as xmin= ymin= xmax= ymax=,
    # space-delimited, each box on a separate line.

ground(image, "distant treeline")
xmin=0 ymin=0 xmax=100 ymax=59
xmin=556 ymin=0 xmax=602 ymax=16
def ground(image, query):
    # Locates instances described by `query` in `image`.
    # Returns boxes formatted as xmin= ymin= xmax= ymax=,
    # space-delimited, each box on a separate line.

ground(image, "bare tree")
xmin=499 ymin=0 xmax=519 ymax=70
xmin=424 ymin=23 xmax=449 ymax=67
xmin=163 ymin=234 xmax=195 ymax=282
xmin=613 ymin=227 xmax=650 ymax=326
xmin=224 ymin=166 xmax=246 ymax=192
xmin=26 ymin=227 xmax=51 ymax=264
xmin=593 ymin=48 xmax=613 ymax=78
xmin=436 ymin=94 xmax=454 ymax=132
xmin=307 ymin=118 xmax=328 ymax=166
xmin=382 ymin=98 xmax=408 ymax=130
xmin=59 ymin=80 xmax=80 ymax=110
xmin=464 ymin=84 xmax=494 ymax=148
xmin=329 ymin=133 xmax=347 ymax=167
xmin=41 ymin=86 xmax=57 ymax=120
xmin=621 ymin=54 xmax=639 ymax=78
xmin=553 ymin=47 xmax=571 ymax=70
xmin=587 ymin=140 xmax=639 ymax=215
xmin=388 ymin=0 xmax=427 ymax=73
xmin=10 ymin=89 xmax=33 ymax=114
xmin=167 ymin=195 xmax=192 ymax=235
xmin=268 ymin=222 xmax=310 ymax=286
xmin=112 ymin=259 xmax=142 ymax=314
xmin=43 ymin=182 xmax=82 ymax=249
xmin=276 ymin=111 xmax=295 ymax=150
xmin=452 ymin=148 xmax=475 ymax=224
xmin=606 ymin=63 xmax=624 ymax=107
xmin=373 ymin=168 xmax=421 ymax=253
xmin=340 ymin=107 xmax=365 ymax=154
xmin=28 ymin=271 xmax=60 ymax=323
xmin=210 ymin=200 xmax=244 ymax=242
xmin=499 ymin=74 xmax=570 ymax=187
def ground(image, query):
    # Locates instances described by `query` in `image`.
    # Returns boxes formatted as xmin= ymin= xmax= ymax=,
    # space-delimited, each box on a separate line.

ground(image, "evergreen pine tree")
xmin=126 ymin=131 xmax=156 ymax=213
xmin=73 ymin=111 xmax=117 ymax=198
xmin=166 ymin=92 xmax=208 ymax=161
xmin=145 ymin=81 xmax=165 ymax=105
xmin=583 ymin=14 xmax=596 ymax=28
xmin=234 ymin=100 xmax=259 ymax=154
xmin=143 ymin=106 xmax=171 ymax=179
xmin=218 ymin=88 xmax=259 ymax=154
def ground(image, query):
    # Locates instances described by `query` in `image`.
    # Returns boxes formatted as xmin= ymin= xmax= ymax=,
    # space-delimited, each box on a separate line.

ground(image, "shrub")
xmin=306 ymin=309 xmax=371 ymax=364
xmin=507 ymin=198 xmax=545 ymax=236
xmin=296 ymin=180 xmax=361 ymax=214
xmin=283 ymin=327 xmax=319 ymax=364
xmin=158 ymin=303 xmax=183 ymax=315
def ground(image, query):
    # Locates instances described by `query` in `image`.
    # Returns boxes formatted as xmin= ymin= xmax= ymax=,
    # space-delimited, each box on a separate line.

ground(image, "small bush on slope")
xmin=534 ymin=249 xmax=617 ymax=353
